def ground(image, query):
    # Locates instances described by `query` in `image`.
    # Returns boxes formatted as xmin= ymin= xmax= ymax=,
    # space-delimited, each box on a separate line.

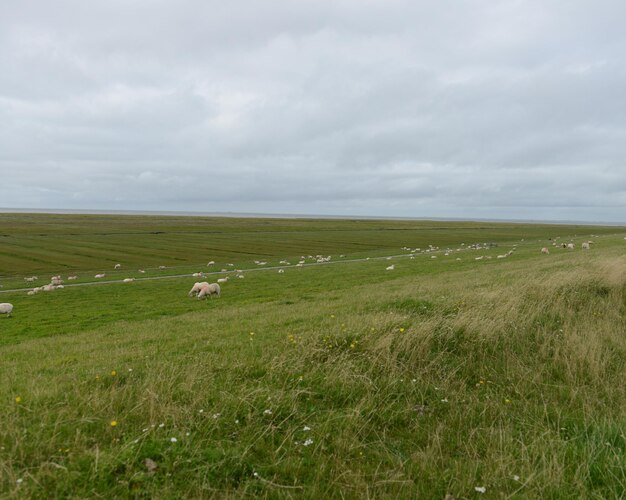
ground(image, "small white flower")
xmin=142 ymin=428 xmax=148 ymax=432
xmin=303 ymin=426 xmax=311 ymax=431
xmin=303 ymin=438 xmax=314 ymax=447
xmin=411 ymin=379 xmax=417 ymax=383
xmin=253 ymin=472 xmax=259 ymax=478
xmin=158 ymin=423 xmax=165 ymax=428
xmin=212 ymin=413 xmax=221 ymax=419
xmin=185 ymin=432 xmax=190 ymax=436
xmin=128 ymin=368 xmax=133 ymax=372
xmin=235 ymin=419 xmax=240 ymax=424
xmin=474 ymin=486 xmax=486 ymax=493
xmin=263 ymin=409 xmax=272 ymax=415
xmin=513 ymin=475 xmax=520 ymax=481
xmin=441 ymin=398 xmax=449 ymax=403
xmin=16 ymin=479 xmax=23 ymax=485
xmin=170 ymin=437 xmax=177 ymax=443
xmin=134 ymin=439 xmax=139 ymax=444
xmin=199 ymin=409 xmax=204 ymax=413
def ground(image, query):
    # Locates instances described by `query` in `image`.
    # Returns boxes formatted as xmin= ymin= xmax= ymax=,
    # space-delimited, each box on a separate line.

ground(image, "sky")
xmin=1 ymin=0 xmax=625 ymax=222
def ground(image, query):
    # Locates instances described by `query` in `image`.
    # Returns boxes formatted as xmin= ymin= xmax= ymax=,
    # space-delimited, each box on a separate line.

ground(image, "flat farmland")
xmin=1 ymin=214 xmax=625 ymax=498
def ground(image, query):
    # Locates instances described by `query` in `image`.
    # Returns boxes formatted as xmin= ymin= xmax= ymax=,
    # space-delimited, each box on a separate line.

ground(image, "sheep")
xmin=197 ymin=283 xmax=220 ymax=299
xmin=51 ymin=277 xmax=64 ymax=286
xmin=237 ymin=274 xmax=245 ymax=279
xmin=192 ymin=272 xmax=204 ymax=278
xmin=217 ymin=277 xmax=229 ymax=284
xmin=27 ymin=290 xmax=36 ymax=296
xmin=24 ymin=276 xmax=38 ymax=282
xmin=582 ymin=242 xmax=590 ymax=250
xmin=541 ymin=247 xmax=550 ymax=254
xmin=207 ymin=261 xmax=215 ymax=266
xmin=42 ymin=284 xmax=56 ymax=291
xmin=123 ymin=278 xmax=135 ymax=283
xmin=567 ymin=243 xmax=575 ymax=250
xmin=278 ymin=269 xmax=285 ymax=273
xmin=94 ymin=273 xmax=106 ymax=279
xmin=159 ymin=266 xmax=166 ymax=270
xmin=67 ymin=276 xmax=78 ymax=280
xmin=188 ymin=282 xmax=209 ymax=297
xmin=56 ymin=285 xmax=64 ymax=289
xmin=138 ymin=270 xmax=146 ymax=273
xmin=0 ymin=303 xmax=13 ymax=317
xmin=386 ymin=265 xmax=395 ymax=271
xmin=114 ymin=264 xmax=121 ymax=269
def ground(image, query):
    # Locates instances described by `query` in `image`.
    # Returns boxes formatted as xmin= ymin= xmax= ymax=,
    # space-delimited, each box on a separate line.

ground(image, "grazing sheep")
xmin=541 ymin=247 xmax=550 ymax=254
xmin=51 ymin=277 xmax=64 ymax=286
xmin=159 ymin=266 xmax=166 ymax=270
xmin=0 ymin=303 xmax=13 ymax=317
xmin=42 ymin=284 xmax=56 ymax=291
xmin=24 ymin=276 xmax=38 ymax=282
xmin=188 ymin=282 xmax=209 ymax=297
xmin=207 ymin=261 xmax=215 ymax=266
xmin=567 ymin=243 xmax=575 ymax=250
xmin=386 ymin=265 xmax=395 ymax=271
xmin=27 ymin=290 xmax=36 ymax=296
xmin=95 ymin=273 xmax=106 ymax=279
xmin=114 ymin=264 xmax=121 ymax=269
xmin=67 ymin=276 xmax=78 ymax=280
xmin=123 ymin=278 xmax=135 ymax=283
xmin=138 ymin=270 xmax=146 ymax=273
xmin=582 ymin=242 xmax=590 ymax=250
xmin=237 ymin=274 xmax=245 ymax=279
xmin=197 ymin=283 xmax=220 ymax=299
xmin=278 ymin=269 xmax=285 ymax=273
xmin=217 ymin=277 xmax=229 ymax=283
xmin=56 ymin=285 xmax=64 ymax=289
xmin=192 ymin=272 xmax=204 ymax=278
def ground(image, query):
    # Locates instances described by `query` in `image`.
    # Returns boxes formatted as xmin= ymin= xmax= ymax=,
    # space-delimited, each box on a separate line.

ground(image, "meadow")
xmin=1 ymin=214 xmax=625 ymax=498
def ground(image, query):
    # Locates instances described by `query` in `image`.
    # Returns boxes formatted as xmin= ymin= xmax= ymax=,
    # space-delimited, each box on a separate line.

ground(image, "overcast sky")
xmin=1 ymin=1 xmax=625 ymax=222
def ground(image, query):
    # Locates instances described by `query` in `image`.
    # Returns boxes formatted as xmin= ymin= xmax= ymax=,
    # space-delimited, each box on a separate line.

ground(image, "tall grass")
xmin=1 ymin=236 xmax=624 ymax=497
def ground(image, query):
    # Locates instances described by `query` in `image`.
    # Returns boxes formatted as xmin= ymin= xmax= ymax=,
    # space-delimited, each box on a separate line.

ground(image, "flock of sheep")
xmin=0 ymin=236 xmax=612 ymax=319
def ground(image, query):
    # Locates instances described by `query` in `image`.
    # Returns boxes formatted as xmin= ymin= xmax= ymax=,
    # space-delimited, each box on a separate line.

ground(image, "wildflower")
xmin=185 ymin=432 xmax=190 ymax=436
xmin=303 ymin=426 xmax=311 ymax=431
xmin=440 ymin=398 xmax=449 ymax=403
xmin=249 ymin=332 xmax=255 ymax=337
xmin=110 ymin=420 xmax=118 ymax=427
xmin=474 ymin=486 xmax=486 ymax=493
xmin=350 ymin=342 xmax=356 ymax=349
xmin=16 ymin=478 xmax=23 ymax=485
xmin=15 ymin=396 xmax=21 ymax=403
xmin=158 ymin=423 xmax=165 ymax=428
xmin=505 ymin=399 xmax=512 ymax=404
xmin=253 ymin=472 xmax=259 ymax=478
xmin=170 ymin=437 xmax=177 ymax=443
xmin=142 ymin=428 xmax=148 ymax=432
xmin=411 ymin=379 xmax=417 ymax=383
xmin=513 ymin=475 xmax=520 ymax=481
xmin=235 ymin=419 xmax=240 ymax=424
xmin=95 ymin=375 xmax=100 ymax=380
xmin=128 ymin=368 xmax=133 ymax=372
xmin=263 ymin=409 xmax=272 ymax=415
xmin=330 ymin=315 xmax=335 ymax=318
xmin=199 ymin=409 xmax=204 ymax=413
xmin=303 ymin=438 xmax=313 ymax=447
xmin=212 ymin=413 xmax=221 ymax=419
xmin=297 ymin=375 xmax=303 ymax=381
xmin=399 ymin=328 xmax=405 ymax=333
xmin=111 ymin=370 xmax=117 ymax=376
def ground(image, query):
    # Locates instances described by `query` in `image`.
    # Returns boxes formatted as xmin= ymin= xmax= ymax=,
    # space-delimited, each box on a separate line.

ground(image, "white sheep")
xmin=582 ymin=242 xmax=590 ymax=250
xmin=95 ymin=273 xmax=106 ymax=279
xmin=42 ymin=284 xmax=56 ymax=291
xmin=138 ymin=270 xmax=146 ymax=273
xmin=56 ymin=285 xmax=64 ymax=289
xmin=27 ymin=290 xmax=36 ymax=296
xmin=114 ymin=264 xmax=121 ymax=269
xmin=197 ymin=283 xmax=220 ymax=299
xmin=386 ymin=265 xmax=395 ymax=271
xmin=217 ymin=277 xmax=229 ymax=283
xmin=278 ymin=269 xmax=285 ymax=273
xmin=123 ymin=278 xmax=135 ymax=283
xmin=67 ymin=276 xmax=78 ymax=280
xmin=207 ymin=261 xmax=215 ymax=266
xmin=192 ymin=272 xmax=204 ymax=278
xmin=159 ymin=266 xmax=166 ymax=270
xmin=541 ymin=247 xmax=550 ymax=254
xmin=567 ymin=243 xmax=575 ymax=250
xmin=0 ymin=303 xmax=13 ymax=317
xmin=188 ymin=282 xmax=209 ymax=297
xmin=237 ymin=274 xmax=245 ymax=279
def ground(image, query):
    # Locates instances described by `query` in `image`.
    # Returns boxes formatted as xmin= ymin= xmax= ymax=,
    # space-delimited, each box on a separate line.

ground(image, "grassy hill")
xmin=1 ymin=214 xmax=625 ymax=497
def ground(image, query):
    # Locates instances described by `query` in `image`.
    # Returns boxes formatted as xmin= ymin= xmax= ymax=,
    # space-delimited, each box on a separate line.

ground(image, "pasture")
xmin=1 ymin=214 xmax=625 ymax=498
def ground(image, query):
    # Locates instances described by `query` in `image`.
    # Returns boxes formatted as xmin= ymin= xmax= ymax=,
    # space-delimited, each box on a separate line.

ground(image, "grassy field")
xmin=1 ymin=214 xmax=625 ymax=498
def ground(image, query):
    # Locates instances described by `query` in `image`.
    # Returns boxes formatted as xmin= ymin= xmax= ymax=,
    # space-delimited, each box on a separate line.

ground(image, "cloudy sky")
xmin=1 ymin=0 xmax=625 ymax=222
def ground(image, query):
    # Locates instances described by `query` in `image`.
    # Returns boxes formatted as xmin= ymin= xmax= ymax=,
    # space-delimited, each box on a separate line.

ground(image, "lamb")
xmin=197 ymin=283 xmax=220 ymax=299
xmin=217 ymin=277 xmax=229 ymax=283
xmin=95 ymin=273 xmax=106 ymax=279
xmin=188 ymin=282 xmax=209 ymax=297
xmin=0 ymin=303 xmax=13 ymax=317
xmin=541 ymin=247 xmax=550 ymax=254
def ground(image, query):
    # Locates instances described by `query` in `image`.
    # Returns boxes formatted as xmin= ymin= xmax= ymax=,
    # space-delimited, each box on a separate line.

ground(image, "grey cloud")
xmin=1 ymin=0 xmax=625 ymax=222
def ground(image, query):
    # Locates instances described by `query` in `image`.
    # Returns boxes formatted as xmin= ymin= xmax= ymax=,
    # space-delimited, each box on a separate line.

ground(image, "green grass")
xmin=1 ymin=214 xmax=625 ymax=498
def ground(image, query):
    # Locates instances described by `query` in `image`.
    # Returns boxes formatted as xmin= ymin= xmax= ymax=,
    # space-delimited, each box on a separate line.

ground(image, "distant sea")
xmin=0 ymin=208 xmax=624 ymax=226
